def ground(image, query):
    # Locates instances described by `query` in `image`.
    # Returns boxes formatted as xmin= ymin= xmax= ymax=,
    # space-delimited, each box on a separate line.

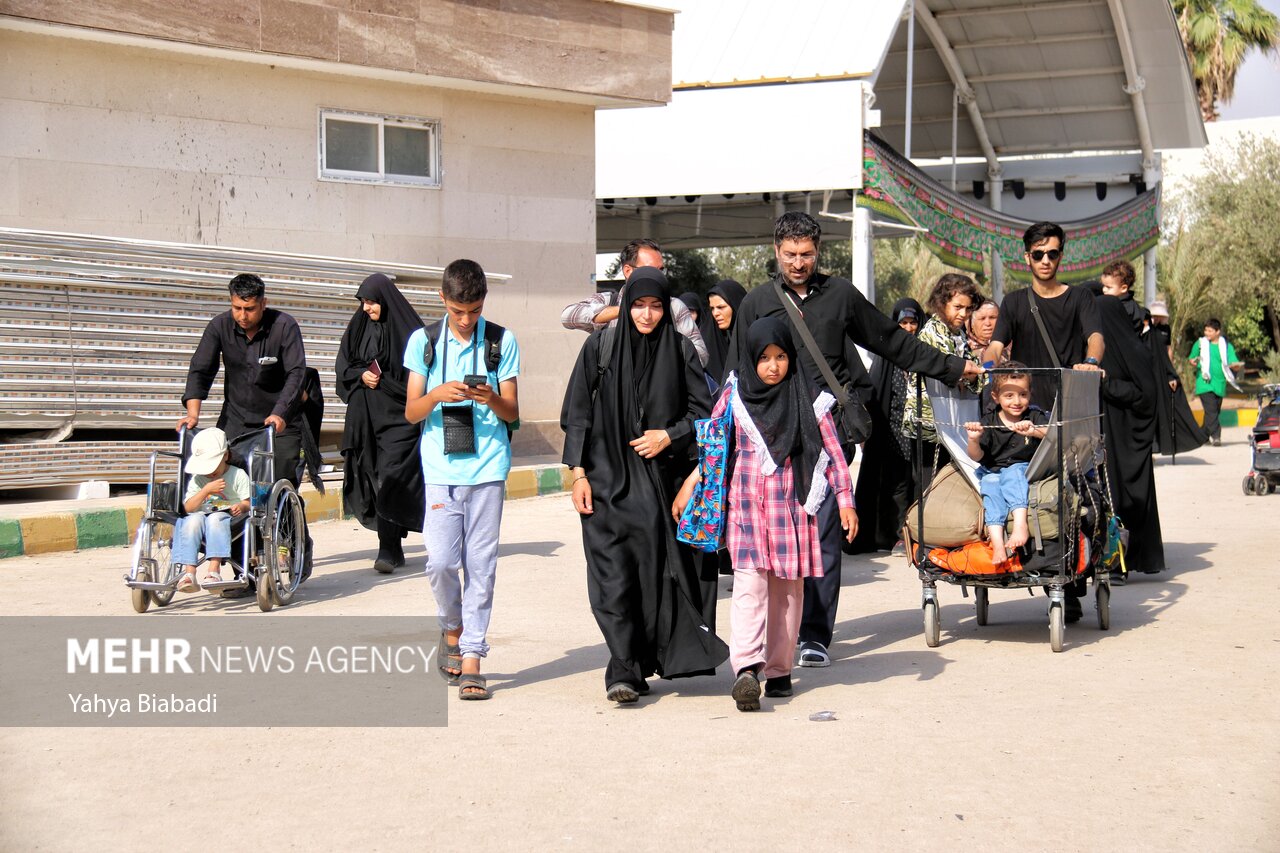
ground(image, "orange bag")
xmin=927 ymin=541 xmax=1023 ymax=576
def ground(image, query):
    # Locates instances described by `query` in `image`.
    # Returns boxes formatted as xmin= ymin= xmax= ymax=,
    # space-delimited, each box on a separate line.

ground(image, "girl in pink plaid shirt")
xmin=675 ymin=318 xmax=856 ymax=711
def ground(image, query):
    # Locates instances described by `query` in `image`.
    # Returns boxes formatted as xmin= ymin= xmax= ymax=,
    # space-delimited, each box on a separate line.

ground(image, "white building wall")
xmin=0 ymin=28 xmax=597 ymax=431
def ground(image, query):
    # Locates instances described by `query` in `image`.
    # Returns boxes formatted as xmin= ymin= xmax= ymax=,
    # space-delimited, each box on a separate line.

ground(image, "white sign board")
xmin=595 ymin=78 xmax=866 ymax=199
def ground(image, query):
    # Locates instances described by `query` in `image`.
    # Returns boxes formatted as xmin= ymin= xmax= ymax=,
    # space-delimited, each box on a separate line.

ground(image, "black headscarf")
xmin=870 ymin=298 xmax=923 ymax=419
xmin=679 ymin=291 xmax=703 ymax=320
xmin=335 ymin=273 xmax=424 ymax=404
xmin=892 ymin=298 xmax=922 ymax=328
xmin=613 ymin=268 xmax=689 ymax=434
xmin=335 ymin=273 xmax=427 ymax=533
xmin=738 ymin=317 xmax=826 ymax=504
xmin=702 ymin=279 xmax=748 ymax=384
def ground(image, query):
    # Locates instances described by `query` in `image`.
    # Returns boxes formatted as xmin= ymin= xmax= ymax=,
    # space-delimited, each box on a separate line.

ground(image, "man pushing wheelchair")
xmin=174 ymin=273 xmax=314 ymax=597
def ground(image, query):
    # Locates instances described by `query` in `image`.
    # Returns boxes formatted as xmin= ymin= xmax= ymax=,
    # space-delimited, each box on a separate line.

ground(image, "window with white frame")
xmin=319 ymin=109 xmax=440 ymax=187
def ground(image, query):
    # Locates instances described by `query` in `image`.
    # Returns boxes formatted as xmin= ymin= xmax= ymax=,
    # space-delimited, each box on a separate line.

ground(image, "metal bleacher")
xmin=0 ymin=227 xmax=473 ymax=490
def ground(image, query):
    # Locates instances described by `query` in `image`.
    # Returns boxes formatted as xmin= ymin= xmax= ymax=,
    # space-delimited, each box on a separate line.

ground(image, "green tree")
xmin=703 ymin=244 xmax=773 ymax=290
xmin=1156 ymin=213 xmax=1216 ymax=386
xmin=661 ymin=248 xmax=720 ymax=296
xmin=1189 ymin=134 xmax=1280 ymax=349
xmin=1173 ymin=0 xmax=1280 ymax=122
xmin=872 ymin=236 xmax=957 ymax=312
xmin=1225 ymin=301 xmax=1272 ymax=358
xmin=604 ymin=247 xmax=720 ymax=296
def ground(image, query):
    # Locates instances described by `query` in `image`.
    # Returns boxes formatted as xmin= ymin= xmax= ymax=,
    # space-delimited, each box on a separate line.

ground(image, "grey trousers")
xmin=423 ymin=481 xmax=505 ymax=659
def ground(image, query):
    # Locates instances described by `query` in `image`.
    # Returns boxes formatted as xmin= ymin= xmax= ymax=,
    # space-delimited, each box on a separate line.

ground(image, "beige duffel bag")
xmin=904 ymin=462 xmax=984 ymax=548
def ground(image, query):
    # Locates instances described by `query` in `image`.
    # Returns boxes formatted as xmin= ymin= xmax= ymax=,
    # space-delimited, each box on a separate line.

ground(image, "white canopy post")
xmin=853 ymin=205 xmax=874 ymax=303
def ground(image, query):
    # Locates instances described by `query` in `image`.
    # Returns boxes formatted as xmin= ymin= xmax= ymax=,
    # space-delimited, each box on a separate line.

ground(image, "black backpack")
xmin=420 ymin=319 xmax=516 ymax=437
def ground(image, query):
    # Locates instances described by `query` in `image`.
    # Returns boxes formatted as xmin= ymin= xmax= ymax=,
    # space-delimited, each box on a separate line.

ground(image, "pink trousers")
xmin=729 ymin=568 xmax=803 ymax=679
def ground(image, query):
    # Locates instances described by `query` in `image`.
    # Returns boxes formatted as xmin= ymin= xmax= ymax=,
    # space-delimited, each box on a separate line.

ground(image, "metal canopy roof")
xmin=873 ymin=0 xmax=1207 ymax=163
xmin=594 ymin=0 xmax=1207 ymax=254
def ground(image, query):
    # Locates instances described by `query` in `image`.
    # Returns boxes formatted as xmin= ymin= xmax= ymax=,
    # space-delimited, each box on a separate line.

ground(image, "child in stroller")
xmin=964 ymin=365 xmax=1049 ymax=564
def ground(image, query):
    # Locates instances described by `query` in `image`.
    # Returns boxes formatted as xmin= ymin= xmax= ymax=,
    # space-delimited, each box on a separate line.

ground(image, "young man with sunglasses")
xmin=986 ymin=221 xmax=1104 ymax=410
xmin=985 ymin=222 xmax=1103 ymax=623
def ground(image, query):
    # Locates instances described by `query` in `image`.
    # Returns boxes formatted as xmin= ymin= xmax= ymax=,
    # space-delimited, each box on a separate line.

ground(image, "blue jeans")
xmin=977 ymin=462 xmax=1029 ymax=528
xmin=423 ymin=482 xmax=505 ymax=659
xmin=173 ymin=510 xmax=232 ymax=567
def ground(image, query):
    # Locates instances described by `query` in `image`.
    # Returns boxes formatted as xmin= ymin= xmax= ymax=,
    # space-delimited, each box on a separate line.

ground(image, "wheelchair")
xmin=125 ymin=425 xmax=307 ymax=613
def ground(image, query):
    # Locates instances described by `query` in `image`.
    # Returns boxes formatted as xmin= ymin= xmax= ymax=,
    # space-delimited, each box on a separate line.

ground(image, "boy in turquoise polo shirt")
xmin=405 ymin=259 xmax=520 ymax=700
xmin=1188 ymin=318 xmax=1243 ymax=446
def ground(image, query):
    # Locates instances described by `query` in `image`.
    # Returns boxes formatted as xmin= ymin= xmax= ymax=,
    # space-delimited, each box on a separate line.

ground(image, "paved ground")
xmin=1 ymin=430 xmax=1277 ymax=852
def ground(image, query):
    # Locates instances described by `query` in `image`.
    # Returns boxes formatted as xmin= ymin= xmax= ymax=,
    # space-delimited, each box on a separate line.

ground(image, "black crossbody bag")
xmin=771 ymin=280 xmax=873 ymax=445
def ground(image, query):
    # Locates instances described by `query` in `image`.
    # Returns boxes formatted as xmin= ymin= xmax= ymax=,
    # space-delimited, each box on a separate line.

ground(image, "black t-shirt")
xmin=992 ymin=285 xmax=1102 ymax=407
xmin=977 ymin=408 xmax=1050 ymax=469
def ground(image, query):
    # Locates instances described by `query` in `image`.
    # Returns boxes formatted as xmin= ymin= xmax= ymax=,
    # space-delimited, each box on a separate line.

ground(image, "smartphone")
xmin=369 ymin=359 xmax=383 ymax=377
xmin=463 ymin=374 xmax=487 ymax=387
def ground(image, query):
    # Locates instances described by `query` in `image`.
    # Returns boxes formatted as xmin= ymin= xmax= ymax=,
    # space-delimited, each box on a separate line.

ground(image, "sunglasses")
xmin=1029 ymin=249 xmax=1062 ymax=262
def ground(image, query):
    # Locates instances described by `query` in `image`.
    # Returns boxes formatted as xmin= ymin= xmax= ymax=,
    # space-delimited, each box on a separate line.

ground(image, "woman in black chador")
xmin=850 ymin=298 xmax=923 ymax=553
xmin=1089 ymin=285 xmax=1167 ymax=575
xmin=701 ymin=278 xmax=748 ymax=387
xmin=561 ymin=267 xmax=728 ymax=704
xmin=336 ymin=273 xmax=425 ymax=574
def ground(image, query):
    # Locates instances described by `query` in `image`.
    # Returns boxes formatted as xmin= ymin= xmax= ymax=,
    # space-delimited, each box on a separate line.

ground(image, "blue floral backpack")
xmin=676 ymin=384 xmax=734 ymax=552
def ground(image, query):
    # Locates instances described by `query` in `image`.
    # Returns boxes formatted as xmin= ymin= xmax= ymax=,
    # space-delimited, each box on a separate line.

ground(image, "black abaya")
xmin=1093 ymin=292 xmax=1167 ymax=573
xmin=1145 ymin=327 xmax=1206 ymax=457
xmin=561 ymin=268 xmax=726 ymax=687
xmin=851 ymin=298 xmax=923 ymax=552
xmin=336 ymin=273 xmax=425 ymax=534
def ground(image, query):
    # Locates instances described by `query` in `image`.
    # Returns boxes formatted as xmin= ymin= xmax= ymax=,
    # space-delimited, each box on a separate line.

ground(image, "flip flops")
xmin=797 ymin=642 xmax=831 ymax=668
xmin=437 ymin=633 xmax=462 ymax=685
xmin=458 ymin=673 xmax=490 ymax=700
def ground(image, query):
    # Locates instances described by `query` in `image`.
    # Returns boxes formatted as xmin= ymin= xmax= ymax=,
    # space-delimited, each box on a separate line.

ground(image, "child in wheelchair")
xmin=174 ymin=428 xmax=251 ymax=592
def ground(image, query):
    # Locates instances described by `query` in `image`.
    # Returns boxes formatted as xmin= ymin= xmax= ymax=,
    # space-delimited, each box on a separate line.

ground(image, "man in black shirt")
xmin=987 ymin=222 xmax=1104 ymax=411
xmin=178 ymin=273 xmax=308 ymax=488
xmin=728 ymin=212 xmax=983 ymax=667
xmin=987 ymin=222 xmax=1104 ymax=620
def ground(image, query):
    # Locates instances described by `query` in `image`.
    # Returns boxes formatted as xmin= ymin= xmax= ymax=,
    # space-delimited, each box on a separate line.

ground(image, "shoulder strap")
xmin=770 ymin=280 xmax=850 ymax=406
xmin=1026 ymin=289 xmax=1062 ymax=369
xmin=421 ymin=319 xmax=445 ymax=369
xmin=482 ymin=321 xmax=505 ymax=372
xmin=589 ymin=325 xmax=616 ymax=406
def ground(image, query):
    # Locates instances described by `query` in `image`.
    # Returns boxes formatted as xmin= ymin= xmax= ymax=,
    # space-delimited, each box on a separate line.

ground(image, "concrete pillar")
xmin=853 ymin=206 xmax=873 ymax=302
xmin=988 ymin=171 xmax=1005 ymax=302
xmin=1144 ymin=156 xmax=1161 ymax=304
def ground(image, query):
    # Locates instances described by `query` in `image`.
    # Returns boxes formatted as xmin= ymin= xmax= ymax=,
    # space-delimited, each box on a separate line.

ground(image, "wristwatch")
xmin=1084 ymin=357 xmax=1100 ymax=366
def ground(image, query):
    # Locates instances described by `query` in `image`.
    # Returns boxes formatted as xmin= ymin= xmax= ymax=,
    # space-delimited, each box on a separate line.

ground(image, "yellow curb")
xmin=561 ymin=467 xmax=574 ymax=491
xmin=124 ymin=505 xmax=146 ymax=538
xmin=20 ymin=514 xmax=79 ymax=555
xmin=506 ymin=469 xmax=538 ymax=500
xmin=303 ymin=487 xmax=343 ymax=524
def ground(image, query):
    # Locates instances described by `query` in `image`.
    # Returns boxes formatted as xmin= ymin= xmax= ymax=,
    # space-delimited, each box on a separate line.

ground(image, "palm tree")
xmin=1173 ymin=0 xmax=1280 ymax=122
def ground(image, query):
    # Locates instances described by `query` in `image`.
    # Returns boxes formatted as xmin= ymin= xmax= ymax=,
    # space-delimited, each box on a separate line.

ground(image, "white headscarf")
xmin=1198 ymin=336 xmax=1240 ymax=390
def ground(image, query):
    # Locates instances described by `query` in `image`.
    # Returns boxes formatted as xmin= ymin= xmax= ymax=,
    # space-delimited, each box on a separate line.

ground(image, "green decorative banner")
xmin=859 ymin=133 xmax=1159 ymax=283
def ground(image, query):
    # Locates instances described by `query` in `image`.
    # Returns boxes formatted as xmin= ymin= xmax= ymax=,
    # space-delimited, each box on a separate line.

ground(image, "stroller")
xmin=904 ymin=368 xmax=1119 ymax=652
xmin=1242 ymin=383 xmax=1280 ymax=496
